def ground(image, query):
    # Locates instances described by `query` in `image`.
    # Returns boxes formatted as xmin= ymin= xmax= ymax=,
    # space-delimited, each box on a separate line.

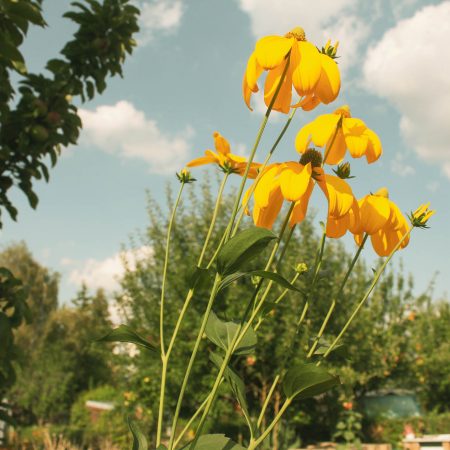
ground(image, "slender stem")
xmin=225 ymin=55 xmax=291 ymax=243
xmin=156 ymin=181 xmax=185 ymax=446
xmin=257 ymin=375 xmax=280 ymax=429
xmin=321 ymin=229 xmax=413 ymax=361
xmin=197 ymin=173 xmax=229 ymax=267
xmin=168 ymin=273 xmax=222 ymax=450
xmin=307 ymin=233 xmax=368 ymax=358
xmin=248 ymin=399 xmax=292 ymax=450
xmin=193 ymin=205 xmax=295 ymax=443
xmin=232 ymin=107 xmax=298 ymax=237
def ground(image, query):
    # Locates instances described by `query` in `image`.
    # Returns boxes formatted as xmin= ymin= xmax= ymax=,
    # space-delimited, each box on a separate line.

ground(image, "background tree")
xmin=114 ymin=176 xmax=446 ymax=449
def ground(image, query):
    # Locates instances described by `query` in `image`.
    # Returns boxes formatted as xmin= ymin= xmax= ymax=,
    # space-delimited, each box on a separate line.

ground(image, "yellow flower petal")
xmin=279 ymin=162 xmax=312 ymax=201
xmin=213 ymin=132 xmax=230 ymax=155
xmin=264 ymin=59 xmax=293 ymax=113
xmin=289 ymin=179 xmax=314 ymax=227
xmin=245 ymin=52 xmax=263 ymax=90
xmin=255 ymin=35 xmax=293 ymax=70
xmin=365 ymin=129 xmax=382 ymax=163
xmin=343 ymin=118 xmax=369 ymax=158
xmin=254 ymin=165 xmax=281 ymax=208
xmin=186 ymin=151 xmax=217 ymax=167
xmin=310 ymin=114 xmax=341 ymax=148
xmin=295 ymin=122 xmax=313 ymax=154
xmin=324 ymin=129 xmax=346 ymax=165
xmin=291 ymin=41 xmax=322 ymax=96
xmin=315 ymin=54 xmax=341 ymax=104
xmin=359 ymin=195 xmax=391 ymax=234
xmin=253 ymin=188 xmax=284 ymax=229
xmin=318 ymin=174 xmax=354 ymax=218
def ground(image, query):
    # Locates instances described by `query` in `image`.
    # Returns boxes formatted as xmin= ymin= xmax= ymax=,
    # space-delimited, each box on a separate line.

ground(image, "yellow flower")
xmin=244 ymin=150 xmax=356 ymax=230
xmin=186 ymin=131 xmax=261 ymax=178
xmin=353 ymin=188 xmax=410 ymax=256
xmin=295 ymin=105 xmax=382 ymax=165
xmin=409 ymin=202 xmax=435 ymax=228
xmin=243 ymin=27 xmax=340 ymax=113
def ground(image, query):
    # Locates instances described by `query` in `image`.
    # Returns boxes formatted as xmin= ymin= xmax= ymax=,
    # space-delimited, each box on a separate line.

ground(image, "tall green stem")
xmin=192 ymin=205 xmax=295 ymax=444
xmin=256 ymin=375 xmax=280 ymax=429
xmin=168 ymin=273 xmax=222 ymax=450
xmin=156 ymin=181 xmax=185 ymax=446
xmin=307 ymin=233 xmax=368 ymax=358
xmin=321 ymin=229 xmax=412 ymax=361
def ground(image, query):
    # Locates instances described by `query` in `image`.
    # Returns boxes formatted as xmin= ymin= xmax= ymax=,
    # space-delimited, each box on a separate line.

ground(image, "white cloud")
xmin=136 ymin=0 xmax=184 ymax=45
xmin=79 ymin=101 xmax=193 ymax=174
xmin=390 ymin=152 xmax=415 ymax=177
xmin=363 ymin=2 xmax=450 ymax=178
xmin=68 ymin=246 xmax=153 ymax=292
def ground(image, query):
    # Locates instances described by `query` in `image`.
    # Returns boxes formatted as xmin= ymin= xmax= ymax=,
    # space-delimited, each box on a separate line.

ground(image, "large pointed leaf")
xmin=218 ymin=270 xmax=302 ymax=292
xmin=283 ymin=363 xmax=340 ymax=400
xmin=209 ymin=353 xmax=253 ymax=429
xmin=180 ymin=434 xmax=245 ymax=450
xmin=97 ymin=325 xmax=157 ymax=353
xmin=217 ymin=227 xmax=276 ymax=275
xmin=205 ymin=311 xmax=256 ymax=355
xmin=127 ymin=416 xmax=148 ymax=450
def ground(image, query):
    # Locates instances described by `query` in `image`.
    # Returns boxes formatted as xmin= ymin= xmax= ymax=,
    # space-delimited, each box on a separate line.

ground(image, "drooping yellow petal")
xmin=245 ymin=52 xmax=263 ymax=91
xmin=318 ymin=173 xmax=354 ymax=218
xmin=294 ymin=122 xmax=313 ymax=154
xmin=254 ymin=165 xmax=281 ymax=208
xmin=289 ymin=179 xmax=314 ymax=227
xmin=243 ymin=78 xmax=254 ymax=111
xmin=255 ymin=35 xmax=293 ymax=70
xmin=315 ymin=54 xmax=341 ymax=104
xmin=365 ymin=129 xmax=383 ymax=163
xmin=291 ymin=41 xmax=322 ymax=96
xmin=279 ymin=162 xmax=312 ymax=201
xmin=253 ymin=188 xmax=284 ymax=229
xmin=324 ymin=129 xmax=346 ymax=165
xmin=358 ymin=194 xmax=391 ymax=234
xmin=293 ymin=94 xmax=321 ymax=111
xmin=186 ymin=151 xmax=217 ymax=167
xmin=326 ymin=200 xmax=360 ymax=238
xmin=213 ymin=132 xmax=230 ymax=155
xmin=264 ymin=58 xmax=293 ymax=113
xmin=309 ymin=114 xmax=341 ymax=147
xmin=343 ymin=118 xmax=369 ymax=158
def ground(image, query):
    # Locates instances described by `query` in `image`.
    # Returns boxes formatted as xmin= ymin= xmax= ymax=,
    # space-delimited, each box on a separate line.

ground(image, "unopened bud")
xmin=409 ymin=202 xmax=435 ymax=228
xmin=332 ymin=162 xmax=354 ymax=179
xmin=295 ymin=262 xmax=308 ymax=274
xmin=176 ymin=168 xmax=196 ymax=184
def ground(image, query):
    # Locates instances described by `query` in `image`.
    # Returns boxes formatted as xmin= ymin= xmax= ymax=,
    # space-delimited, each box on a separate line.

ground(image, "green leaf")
xmin=127 ymin=416 xmax=148 ymax=450
xmin=210 ymin=353 xmax=255 ymax=433
xmin=0 ymin=38 xmax=25 ymax=64
xmin=218 ymin=270 xmax=301 ymax=292
xmin=97 ymin=325 xmax=157 ymax=353
xmin=216 ymin=227 xmax=276 ymax=275
xmin=188 ymin=266 xmax=210 ymax=290
xmin=180 ymin=434 xmax=245 ymax=450
xmin=283 ymin=363 xmax=340 ymax=400
xmin=205 ymin=311 xmax=256 ymax=356
xmin=4 ymin=2 xmax=45 ymax=26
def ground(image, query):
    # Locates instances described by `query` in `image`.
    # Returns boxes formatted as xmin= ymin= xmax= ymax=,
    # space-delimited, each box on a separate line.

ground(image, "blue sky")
xmin=2 ymin=0 xmax=449 ymax=303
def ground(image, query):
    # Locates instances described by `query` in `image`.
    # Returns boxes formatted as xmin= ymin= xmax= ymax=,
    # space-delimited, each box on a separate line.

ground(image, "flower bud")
xmin=295 ymin=262 xmax=308 ymax=274
xmin=332 ymin=162 xmax=354 ymax=179
xmin=176 ymin=168 xmax=196 ymax=184
xmin=408 ymin=202 xmax=435 ymax=228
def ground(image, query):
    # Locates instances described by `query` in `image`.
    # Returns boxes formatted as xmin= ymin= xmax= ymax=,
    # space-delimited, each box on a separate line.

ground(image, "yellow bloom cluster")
xmin=184 ymin=26 xmax=434 ymax=258
xmin=243 ymin=27 xmax=340 ymax=113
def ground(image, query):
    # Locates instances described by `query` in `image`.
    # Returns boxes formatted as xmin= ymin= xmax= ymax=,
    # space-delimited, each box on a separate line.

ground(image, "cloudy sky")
xmin=2 ymin=0 xmax=449 ymax=302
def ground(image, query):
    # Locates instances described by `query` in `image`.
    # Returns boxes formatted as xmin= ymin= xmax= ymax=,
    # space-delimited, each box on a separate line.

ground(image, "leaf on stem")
xmin=283 ymin=363 xmax=340 ymax=400
xmin=205 ymin=311 xmax=256 ymax=356
xmin=180 ymin=434 xmax=245 ymax=450
xmin=97 ymin=325 xmax=157 ymax=353
xmin=127 ymin=416 xmax=148 ymax=450
xmin=218 ymin=270 xmax=302 ymax=292
xmin=216 ymin=227 xmax=276 ymax=275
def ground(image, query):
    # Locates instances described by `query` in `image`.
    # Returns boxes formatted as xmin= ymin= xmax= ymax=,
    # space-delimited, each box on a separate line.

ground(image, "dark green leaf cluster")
xmin=0 ymin=267 xmax=29 ymax=407
xmin=0 ymin=0 xmax=139 ymax=226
